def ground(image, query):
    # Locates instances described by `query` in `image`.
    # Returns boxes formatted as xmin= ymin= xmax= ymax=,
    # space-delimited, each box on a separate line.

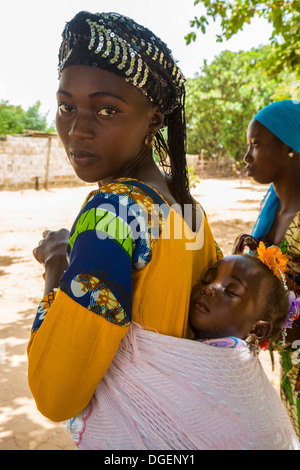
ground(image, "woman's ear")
xmin=148 ymin=106 xmax=164 ymax=134
xmin=250 ymin=320 xmax=273 ymax=344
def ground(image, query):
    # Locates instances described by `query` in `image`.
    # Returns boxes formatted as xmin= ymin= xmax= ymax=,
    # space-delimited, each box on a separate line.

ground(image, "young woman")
xmin=244 ymin=100 xmax=300 ymax=438
xmin=27 ymin=11 xmax=220 ymax=423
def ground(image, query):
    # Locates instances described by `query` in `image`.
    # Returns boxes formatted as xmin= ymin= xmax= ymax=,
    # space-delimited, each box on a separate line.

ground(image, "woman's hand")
xmin=33 ymin=228 xmax=70 ymax=296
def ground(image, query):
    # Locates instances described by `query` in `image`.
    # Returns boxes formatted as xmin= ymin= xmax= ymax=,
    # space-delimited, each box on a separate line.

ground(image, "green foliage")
xmin=186 ymin=0 xmax=300 ymax=76
xmin=0 ymin=100 xmax=51 ymax=136
xmin=22 ymin=101 xmax=48 ymax=132
xmin=0 ymin=101 xmax=25 ymax=135
xmin=187 ymin=167 xmax=200 ymax=189
xmin=185 ymin=45 xmax=297 ymax=160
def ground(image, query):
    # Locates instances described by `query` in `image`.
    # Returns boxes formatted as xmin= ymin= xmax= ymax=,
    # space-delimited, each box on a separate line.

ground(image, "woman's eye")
xmin=58 ymin=103 xmax=73 ymax=113
xmin=247 ymin=142 xmax=258 ymax=150
xmin=98 ymin=107 xmax=117 ymax=117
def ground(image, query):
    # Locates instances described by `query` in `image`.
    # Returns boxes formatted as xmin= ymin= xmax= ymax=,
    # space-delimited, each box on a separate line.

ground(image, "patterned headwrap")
xmin=58 ymin=11 xmax=185 ymax=116
xmin=254 ymin=100 xmax=300 ymax=153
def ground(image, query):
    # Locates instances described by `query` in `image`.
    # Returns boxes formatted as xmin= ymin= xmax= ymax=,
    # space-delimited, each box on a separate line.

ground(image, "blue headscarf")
xmin=254 ymin=100 xmax=300 ymax=153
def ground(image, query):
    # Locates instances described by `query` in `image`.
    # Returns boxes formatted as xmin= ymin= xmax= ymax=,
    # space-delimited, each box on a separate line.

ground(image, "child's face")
xmin=189 ymin=256 xmax=265 ymax=340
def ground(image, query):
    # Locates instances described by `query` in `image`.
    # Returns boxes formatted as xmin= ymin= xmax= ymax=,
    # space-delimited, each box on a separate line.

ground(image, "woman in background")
xmin=243 ymin=100 xmax=300 ymax=437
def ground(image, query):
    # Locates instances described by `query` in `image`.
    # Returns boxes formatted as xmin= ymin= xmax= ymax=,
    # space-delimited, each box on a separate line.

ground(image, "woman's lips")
xmin=69 ymin=151 xmax=99 ymax=167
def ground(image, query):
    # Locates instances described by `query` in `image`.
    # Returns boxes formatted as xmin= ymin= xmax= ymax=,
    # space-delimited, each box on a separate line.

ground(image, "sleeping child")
xmin=189 ymin=242 xmax=296 ymax=353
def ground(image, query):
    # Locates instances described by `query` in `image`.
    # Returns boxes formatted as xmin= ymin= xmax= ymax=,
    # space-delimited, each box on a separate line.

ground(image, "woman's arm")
xmin=27 ymin=288 xmax=129 ymax=422
xmin=27 ymin=180 xmax=167 ymax=422
xmin=28 ymin=195 xmax=134 ymax=422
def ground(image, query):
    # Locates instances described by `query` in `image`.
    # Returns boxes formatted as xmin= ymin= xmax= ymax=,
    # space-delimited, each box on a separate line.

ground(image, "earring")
xmin=288 ymin=152 xmax=294 ymax=158
xmin=145 ymin=133 xmax=155 ymax=149
xmin=245 ymin=335 xmax=260 ymax=356
xmin=281 ymin=327 xmax=287 ymax=347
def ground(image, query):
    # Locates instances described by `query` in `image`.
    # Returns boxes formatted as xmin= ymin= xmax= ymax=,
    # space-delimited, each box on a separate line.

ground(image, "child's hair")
xmin=58 ymin=11 xmax=192 ymax=209
xmin=244 ymin=254 xmax=290 ymax=339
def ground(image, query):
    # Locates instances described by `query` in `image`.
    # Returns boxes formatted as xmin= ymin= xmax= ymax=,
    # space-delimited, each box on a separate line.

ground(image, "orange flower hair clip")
xmin=257 ymin=241 xmax=289 ymax=289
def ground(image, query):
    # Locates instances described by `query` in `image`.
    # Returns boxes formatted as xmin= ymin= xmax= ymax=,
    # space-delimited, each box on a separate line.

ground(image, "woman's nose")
xmin=68 ymin=115 xmax=94 ymax=141
xmin=243 ymin=149 xmax=251 ymax=163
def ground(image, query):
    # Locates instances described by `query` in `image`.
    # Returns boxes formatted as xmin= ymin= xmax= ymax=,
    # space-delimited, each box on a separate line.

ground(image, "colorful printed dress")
xmin=27 ymin=178 xmax=220 ymax=423
xmin=251 ymin=185 xmax=300 ymax=438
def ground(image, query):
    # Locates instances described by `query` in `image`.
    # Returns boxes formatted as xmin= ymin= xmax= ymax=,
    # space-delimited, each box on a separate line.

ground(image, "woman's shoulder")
xmin=69 ymin=178 xmax=171 ymax=254
xmin=86 ymin=178 xmax=170 ymax=209
xmin=71 ymin=178 xmax=170 ymax=233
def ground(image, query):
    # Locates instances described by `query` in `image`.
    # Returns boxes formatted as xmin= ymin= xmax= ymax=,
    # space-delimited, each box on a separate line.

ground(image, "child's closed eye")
xmin=224 ymin=288 xmax=240 ymax=297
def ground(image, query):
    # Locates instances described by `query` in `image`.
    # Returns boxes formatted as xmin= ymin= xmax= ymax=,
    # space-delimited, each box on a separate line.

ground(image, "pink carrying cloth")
xmin=70 ymin=323 xmax=300 ymax=450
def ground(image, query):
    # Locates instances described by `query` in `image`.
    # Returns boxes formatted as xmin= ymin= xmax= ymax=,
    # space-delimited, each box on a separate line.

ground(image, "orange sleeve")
xmin=27 ymin=289 xmax=128 ymax=422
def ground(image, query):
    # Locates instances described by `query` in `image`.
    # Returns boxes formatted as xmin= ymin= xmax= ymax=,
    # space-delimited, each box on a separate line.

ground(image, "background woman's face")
xmin=244 ymin=119 xmax=289 ymax=184
xmin=56 ymin=65 xmax=156 ymax=183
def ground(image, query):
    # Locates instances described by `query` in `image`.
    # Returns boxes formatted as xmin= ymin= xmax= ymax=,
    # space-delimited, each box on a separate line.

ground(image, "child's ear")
xmin=250 ymin=320 xmax=273 ymax=343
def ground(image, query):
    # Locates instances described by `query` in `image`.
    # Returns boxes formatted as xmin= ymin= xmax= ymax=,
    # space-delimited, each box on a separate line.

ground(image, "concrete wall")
xmin=0 ymin=134 xmax=81 ymax=190
xmin=0 ymin=135 xmax=241 ymax=190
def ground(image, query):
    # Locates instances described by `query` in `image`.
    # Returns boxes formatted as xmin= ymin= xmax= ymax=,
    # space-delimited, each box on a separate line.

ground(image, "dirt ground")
xmin=0 ymin=178 xmax=282 ymax=450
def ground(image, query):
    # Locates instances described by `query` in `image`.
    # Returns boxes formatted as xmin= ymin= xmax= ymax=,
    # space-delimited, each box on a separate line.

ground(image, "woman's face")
xmin=56 ymin=65 xmax=160 ymax=183
xmin=189 ymin=256 xmax=266 ymax=340
xmin=244 ymin=119 xmax=289 ymax=184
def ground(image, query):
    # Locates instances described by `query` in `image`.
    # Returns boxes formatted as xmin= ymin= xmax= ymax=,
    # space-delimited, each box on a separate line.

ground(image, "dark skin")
xmin=189 ymin=256 xmax=272 ymax=344
xmin=33 ymin=65 xmax=191 ymax=296
xmin=244 ymin=119 xmax=300 ymax=343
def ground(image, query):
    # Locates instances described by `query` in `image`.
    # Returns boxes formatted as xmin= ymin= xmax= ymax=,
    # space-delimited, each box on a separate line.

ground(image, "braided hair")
xmin=58 ymin=11 xmax=192 ymax=208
